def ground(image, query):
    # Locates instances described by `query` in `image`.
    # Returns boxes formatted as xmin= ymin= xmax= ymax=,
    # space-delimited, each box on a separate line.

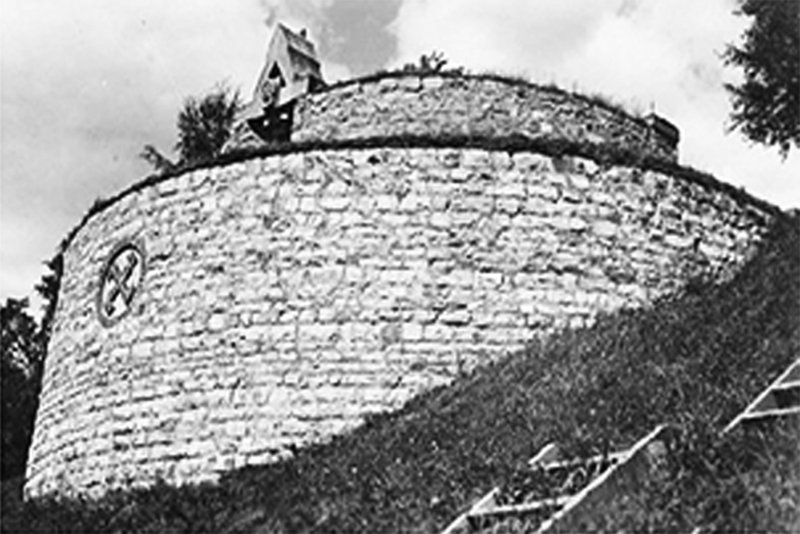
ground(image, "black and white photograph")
xmin=2 ymin=1 xmax=798 ymax=532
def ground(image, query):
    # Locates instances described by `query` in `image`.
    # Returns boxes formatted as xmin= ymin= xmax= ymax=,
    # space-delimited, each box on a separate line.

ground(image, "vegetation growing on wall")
xmin=400 ymin=51 xmax=463 ymax=75
xmin=140 ymin=83 xmax=241 ymax=174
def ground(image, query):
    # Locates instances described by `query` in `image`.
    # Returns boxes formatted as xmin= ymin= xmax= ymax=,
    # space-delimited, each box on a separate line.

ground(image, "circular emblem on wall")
xmin=97 ymin=240 xmax=146 ymax=326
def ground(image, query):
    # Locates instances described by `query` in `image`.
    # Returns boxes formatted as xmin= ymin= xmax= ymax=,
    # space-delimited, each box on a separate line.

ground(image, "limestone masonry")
xmin=25 ymin=72 xmax=776 ymax=498
xmin=292 ymin=75 xmax=679 ymax=162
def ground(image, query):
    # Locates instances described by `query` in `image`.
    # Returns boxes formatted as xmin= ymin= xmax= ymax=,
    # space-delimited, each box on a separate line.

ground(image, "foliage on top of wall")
xmin=400 ymin=51 xmax=462 ymax=75
xmin=319 ymin=69 xmax=646 ymax=125
xmin=56 ymin=132 xmax=782 ymax=257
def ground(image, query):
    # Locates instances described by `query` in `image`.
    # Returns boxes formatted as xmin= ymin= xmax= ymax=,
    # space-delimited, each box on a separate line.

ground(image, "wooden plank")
xmin=772 ymin=380 xmax=800 ymax=391
xmin=466 ymin=498 xmax=567 ymax=534
xmin=537 ymin=425 xmax=677 ymax=534
xmin=528 ymin=443 xmax=560 ymax=467
xmin=468 ymin=496 xmax=569 ymax=520
xmin=749 ymin=391 xmax=778 ymax=412
xmin=441 ymin=440 xmax=581 ymax=534
xmin=439 ymin=487 xmax=499 ymax=534
xmin=784 ymin=361 xmax=800 ymax=382
xmin=534 ymin=451 xmax=626 ymax=472
xmin=724 ymin=359 xmax=800 ymax=434
xmin=740 ymin=405 xmax=800 ymax=423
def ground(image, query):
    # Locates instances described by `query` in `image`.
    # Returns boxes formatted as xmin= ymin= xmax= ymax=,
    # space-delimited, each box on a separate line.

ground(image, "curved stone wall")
xmin=26 ymin=146 xmax=772 ymax=497
xmin=293 ymin=74 xmax=678 ymax=161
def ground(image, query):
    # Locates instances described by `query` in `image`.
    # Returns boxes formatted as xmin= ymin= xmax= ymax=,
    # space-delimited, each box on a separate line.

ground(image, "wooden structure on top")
xmin=233 ymin=24 xmax=325 ymax=145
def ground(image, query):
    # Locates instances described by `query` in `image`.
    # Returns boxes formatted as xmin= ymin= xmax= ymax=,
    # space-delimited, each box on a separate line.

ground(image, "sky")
xmin=2 ymin=0 xmax=799 ymax=311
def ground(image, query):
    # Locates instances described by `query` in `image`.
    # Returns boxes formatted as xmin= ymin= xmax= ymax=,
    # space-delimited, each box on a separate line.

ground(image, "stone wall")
xmin=25 ymin=146 xmax=772 ymax=498
xmin=292 ymin=74 xmax=678 ymax=161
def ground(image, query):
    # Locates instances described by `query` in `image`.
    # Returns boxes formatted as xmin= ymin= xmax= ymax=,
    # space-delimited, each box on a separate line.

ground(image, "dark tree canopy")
xmin=141 ymin=84 xmax=241 ymax=173
xmin=1 ymin=257 xmax=61 ymax=481
xmin=724 ymin=0 xmax=800 ymax=158
xmin=175 ymin=85 xmax=241 ymax=165
xmin=1 ymin=298 xmax=41 ymax=480
xmin=0 ymin=299 xmax=39 ymax=374
xmin=35 ymin=254 xmax=62 ymax=350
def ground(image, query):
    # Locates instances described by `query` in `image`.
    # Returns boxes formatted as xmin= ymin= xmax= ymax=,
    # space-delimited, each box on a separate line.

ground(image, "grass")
xmin=586 ymin=419 xmax=800 ymax=533
xmin=2 ymin=212 xmax=797 ymax=532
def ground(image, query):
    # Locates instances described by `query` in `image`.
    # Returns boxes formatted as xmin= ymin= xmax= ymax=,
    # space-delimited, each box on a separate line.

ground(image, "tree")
xmin=1 ymin=256 xmax=62 ymax=482
xmin=141 ymin=84 xmax=241 ymax=172
xmin=175 ymin=85 xmax=241 ymax=165
xmin=35 ymin=253 xmax=63 ymax=355
xmin=723 ymin=0 xmax=800 ymax=158
xmin=1 ymin=299 xmax=42 ymax=480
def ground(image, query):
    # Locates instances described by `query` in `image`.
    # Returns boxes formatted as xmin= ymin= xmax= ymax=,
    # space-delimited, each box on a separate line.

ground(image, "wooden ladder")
xmin=689 ymin=358 xmax=800 ymax=534
xmin=442 ymin=359 xmax=798 ymax=533
xmin=441 ymin=425 xmax=676 ymax=534
xmin=723 ymin=358 xmax=800 ymax=434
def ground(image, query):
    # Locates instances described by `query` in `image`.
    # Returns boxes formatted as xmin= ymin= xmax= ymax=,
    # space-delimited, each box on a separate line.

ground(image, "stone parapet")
xmin=293 ymin=74 xmax=679 ymax=161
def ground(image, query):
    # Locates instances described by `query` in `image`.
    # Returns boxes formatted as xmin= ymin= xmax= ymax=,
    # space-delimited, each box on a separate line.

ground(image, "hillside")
xmin=2 ymin=212 xmax=798 ymax=533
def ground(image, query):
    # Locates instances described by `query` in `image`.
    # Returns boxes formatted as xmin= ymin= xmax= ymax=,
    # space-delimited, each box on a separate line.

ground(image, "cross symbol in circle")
xmin=99 ymin=245 xmax=144 ymax=323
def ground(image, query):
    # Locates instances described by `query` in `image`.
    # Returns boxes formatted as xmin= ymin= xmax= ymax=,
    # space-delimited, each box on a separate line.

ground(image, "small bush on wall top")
xmin=401 ymin=51 xmax=464 ymax=75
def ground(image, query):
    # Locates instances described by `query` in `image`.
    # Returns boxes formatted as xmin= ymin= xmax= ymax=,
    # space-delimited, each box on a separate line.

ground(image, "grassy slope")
xmin=2 ymin=214 xmax=798 ymax=533
xmin=585 ymin=417 xmax=800 ymax=533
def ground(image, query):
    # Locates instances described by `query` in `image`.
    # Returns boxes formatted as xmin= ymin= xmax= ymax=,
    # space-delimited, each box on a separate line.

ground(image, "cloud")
xmin=259 ymin=0 xmax=335 ymax=32
xmin=390 ymin=0 xmax=618 ymax=73
xmin=253 ymin=0 xmax=401 ymax=80
xmin=389 ymin=0 xmax=800 ymax=209
xmin=254 ymin=0 xmax=358 ymax=81
xmin=319 ymin=0 xmax=402 ymax=76
xmin=1 ymin=0 xmax=271 ymax=300
xmin=0 ymin=0 xmax=356 ymax=300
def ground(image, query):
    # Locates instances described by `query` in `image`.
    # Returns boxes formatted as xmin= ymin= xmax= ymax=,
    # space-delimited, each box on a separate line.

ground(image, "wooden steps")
xmin=443 ymin=358 xmax=798 ymax=533
xmin=441 ymin=425 xmax=676 ymax=534
xmin=723 ymin=358 xmax=800 ymax=434
xmin=690 ymin=358 xmax=800 ymax=533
